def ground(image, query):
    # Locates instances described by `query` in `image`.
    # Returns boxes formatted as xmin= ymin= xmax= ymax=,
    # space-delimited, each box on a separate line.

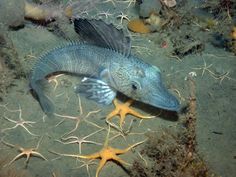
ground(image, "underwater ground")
xmin=0 ymin=0 xmax=235 ymax=177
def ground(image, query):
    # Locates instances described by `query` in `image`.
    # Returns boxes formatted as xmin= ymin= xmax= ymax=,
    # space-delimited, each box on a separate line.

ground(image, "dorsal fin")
xmin=74 ymin=18 xmax=131 ymax=57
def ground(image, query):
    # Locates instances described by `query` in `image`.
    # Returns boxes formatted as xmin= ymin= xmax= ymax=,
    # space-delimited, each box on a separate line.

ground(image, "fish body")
xmin=30 ymin=19 xmax=180 ymax=115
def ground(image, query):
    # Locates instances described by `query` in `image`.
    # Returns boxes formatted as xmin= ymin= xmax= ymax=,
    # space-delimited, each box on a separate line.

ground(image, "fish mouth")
xmin=149 ymin=86 xmax=180 ymax=112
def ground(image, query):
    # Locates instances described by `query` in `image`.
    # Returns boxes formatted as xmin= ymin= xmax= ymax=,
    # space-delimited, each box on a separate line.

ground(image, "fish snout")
xmin=165 ymin=93 xmax=180 ymax=112
xmin=151 ymin=85 xmax=180 ymax=112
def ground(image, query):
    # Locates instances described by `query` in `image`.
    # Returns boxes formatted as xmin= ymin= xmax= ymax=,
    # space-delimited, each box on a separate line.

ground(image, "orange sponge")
xmin=231 ymin=27 xmax=236 ymax=40
xmin=128 ymin=19 xmax=151 ymax=33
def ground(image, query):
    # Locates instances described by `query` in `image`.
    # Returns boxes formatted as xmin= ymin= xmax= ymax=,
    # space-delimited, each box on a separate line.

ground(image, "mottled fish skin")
xmin=106 ymin=55 xmax=180 ymax=112
xmin=30 ymin=18 xmax=180 ymax=115
xmin=30 ymin=43 xmax=124 ymax=114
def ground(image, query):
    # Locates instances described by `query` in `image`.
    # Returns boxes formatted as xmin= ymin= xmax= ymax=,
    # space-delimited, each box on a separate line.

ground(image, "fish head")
xmin=139 ymin=65 xmax=180 ymax=111
xmin=109 ymin=62 xmax=180 ymax=112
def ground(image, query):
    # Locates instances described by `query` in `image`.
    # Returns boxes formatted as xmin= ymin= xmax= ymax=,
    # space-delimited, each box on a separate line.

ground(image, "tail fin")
xmin=30 ymin=79 xmax=54 ymax=115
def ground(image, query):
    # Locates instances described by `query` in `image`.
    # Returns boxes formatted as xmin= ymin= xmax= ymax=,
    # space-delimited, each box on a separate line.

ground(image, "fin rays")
xmin=74 ymin=77 xmax=116 ymax=105
xmin=74 ymin=18 xmax=131 ymax=57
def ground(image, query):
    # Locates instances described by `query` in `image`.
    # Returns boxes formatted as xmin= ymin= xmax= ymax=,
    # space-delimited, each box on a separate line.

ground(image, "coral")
xmin=144 ymin=13 xmax=162 ymax=32
xmin=161 ymin=0 xmax=177 ymax=8
xmin=24 ymin=1 xmax=63 ymax=22
xmin=25 ymin=0 xmax=103 ymax=22
xmin=0 ymin=0 xmax=102 ymax=27
xmin=128 ymin=19 xmax=151 ymax=33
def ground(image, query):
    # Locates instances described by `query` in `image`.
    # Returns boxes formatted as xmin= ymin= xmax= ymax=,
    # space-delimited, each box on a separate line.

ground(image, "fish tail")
xmin=29 ymin=47 xmax=63 ymax=115
xmin=30 ymin=79 xmax=54 ymax=115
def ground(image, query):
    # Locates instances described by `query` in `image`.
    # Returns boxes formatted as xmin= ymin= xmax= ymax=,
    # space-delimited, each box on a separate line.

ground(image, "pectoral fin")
xmin=74 ymin=77 xmax=116 ymax=105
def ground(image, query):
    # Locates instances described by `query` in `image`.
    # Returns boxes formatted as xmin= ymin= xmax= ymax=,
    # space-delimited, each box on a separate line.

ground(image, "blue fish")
xmin=30 ymin=18 xmax=180 ymax=115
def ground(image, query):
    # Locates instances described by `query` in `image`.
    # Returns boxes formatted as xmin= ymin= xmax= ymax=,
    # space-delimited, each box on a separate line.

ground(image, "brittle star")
xmin=108 ymin=119 xmax=148 ymax=142
xmin=73 ymin=159 xmax=97 ymax=177
xmin=1 ymin=104 xmax=38 ymax=136
xmin=2 ymin=137 xmax=47 ymax=167
xmin=191 ymin=58 xmax=236 ymax=84
xmin=191 ymin=58 xmax=215 ymax=77
xmin=213 ymin=71 xmax=236 ymax=84
xmin=96 ymin=9 xmax=114 ymax=19
xmin=54 ymin=95 xmax=101 ymax=137
xmin=116 ymin=12 xmax=130 ymax=24
xmin=118 ymin=0 xmax=136 ymax=8
xmin=55 ymin=128 xmax=103 ymax=154
xmin=47 ymin=74 xmax=64 ymax=91
xmin=102 ymin=0 xmax=118 ymax=7
xmin=50 ymin=125 xmax=146 ymax=177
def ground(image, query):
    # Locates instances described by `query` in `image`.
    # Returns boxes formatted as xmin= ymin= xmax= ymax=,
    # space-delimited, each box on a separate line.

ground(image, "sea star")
xmin=77 ymin=126 xmax=145 ymax=177
xmin=106 ymin=99 xmax=155 ymax=127
xmin=50 ymin=126 xmax=146 ymax=177
xmin=2 ymin=137 xmax=47 ymax=167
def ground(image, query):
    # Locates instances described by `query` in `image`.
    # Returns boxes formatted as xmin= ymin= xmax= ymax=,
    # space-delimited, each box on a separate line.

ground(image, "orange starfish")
xmin=106 ymin=99 xmax=154 ymax=127
xmin=78 ymin=126 xmax=145 ymax=177
xmin=51 ymin=126 xmax=145 ymax=177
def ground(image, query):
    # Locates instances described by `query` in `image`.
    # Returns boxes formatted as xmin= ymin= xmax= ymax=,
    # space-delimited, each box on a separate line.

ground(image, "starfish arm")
xmin=119 ymin=111 xmax=127 ymax=127
xmin=127 ymin=109 xmax=154 ymax=119
xmin=84 ymin=140 xmax=102 ymax=146
xmin=3 ymin=116 xmax=17 ymax=123
xmin=124 ymin=99 xmax=134 ymax=107
xmin=25 ymin=121 xmax=36 ymax=124
xmin=113 ymin=140 xmax=146 ymax=154
xmin=106 ymin=109 xmax=119 ymax=121
xmin=95 ymin=158 xmax=107 ymax=177
xmin=62 ymin=119 xmax=81 ymax=136
xmin=79 ymin=143 xmax=82 ymax=154
xmin=85 ymin=109 xmax=101 ymax=118
xmin=8 ymin=152 xmax=25 ymax=165
xmin=78 ymin=152 xmax=101 ymax=159
xmin=111 ymin=146 xmax=132 ymax=154
xmin=65 ymin=154 xmax=80 ymax=158
xmin=63 ymin=140 xmax=78 ymax=144
xmin=32 ymin=151 xmax=48 ymax=160
xmin=112 ymin=155 xmax=131 ymax=166
xmin=1 ymin=125 xmax=17 ymax=132
xmin=25 ymin=154 xmax=31 ymax=164
xmin=21 ymin=125 xmax=38 ymax=136
xmin=49 ymin=150 xmax=82 ymax=159
xmin=113 ymin=99 xmax=119 ymax=106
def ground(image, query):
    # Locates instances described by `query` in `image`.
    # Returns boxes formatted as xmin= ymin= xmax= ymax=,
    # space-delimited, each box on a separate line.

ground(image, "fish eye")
xmin=132 ymin=84 xmax=137 ymax=90
xmin=131 ymin=81 xmax=141 ymax=91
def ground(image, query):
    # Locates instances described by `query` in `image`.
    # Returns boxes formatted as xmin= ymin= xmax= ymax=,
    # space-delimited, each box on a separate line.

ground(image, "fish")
xmin=29 ymin=18 xmax=180 ymax=115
